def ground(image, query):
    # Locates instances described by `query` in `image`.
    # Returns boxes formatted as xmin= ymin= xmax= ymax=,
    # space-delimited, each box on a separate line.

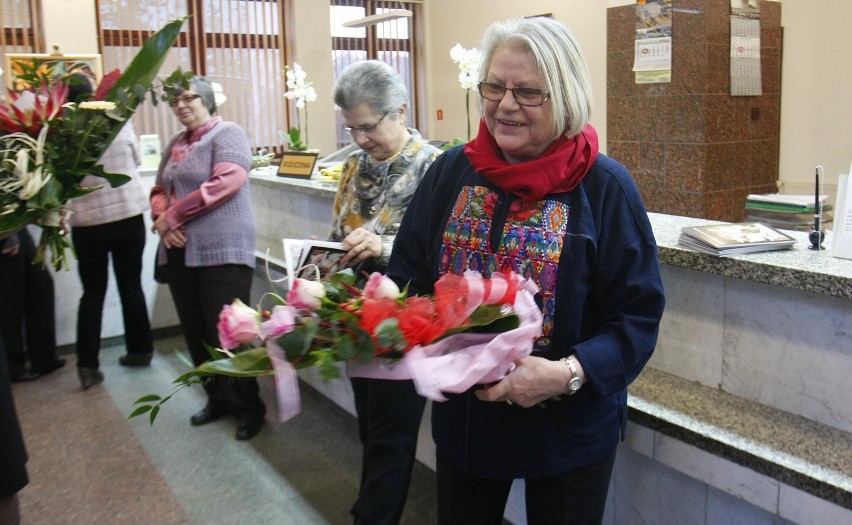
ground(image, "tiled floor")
xmin=11 ymin=336 xmax=439 ymax=525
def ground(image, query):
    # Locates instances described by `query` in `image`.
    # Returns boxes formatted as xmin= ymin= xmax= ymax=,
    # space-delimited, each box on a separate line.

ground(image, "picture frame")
xmin=277 ymin=151 xmax=319 ymax=178
xmin=3 ymin=53 xmax=103 ymax=91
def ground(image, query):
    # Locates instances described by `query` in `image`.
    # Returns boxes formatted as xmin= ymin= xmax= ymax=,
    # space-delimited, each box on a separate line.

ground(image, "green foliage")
xmin=280 ymin=127 xmax=306 ymax=151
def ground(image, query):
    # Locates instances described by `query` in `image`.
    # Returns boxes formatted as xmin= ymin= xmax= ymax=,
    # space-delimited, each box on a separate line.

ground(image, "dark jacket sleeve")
xmin=566 ymin=155 xmax=665 ymax=398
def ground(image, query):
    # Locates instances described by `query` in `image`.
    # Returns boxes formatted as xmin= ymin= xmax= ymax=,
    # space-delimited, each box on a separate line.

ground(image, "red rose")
xmin=358 ymin=297 xmax=400 ymax=336
xmin=397 ymin=297 xmax=444 ymax=349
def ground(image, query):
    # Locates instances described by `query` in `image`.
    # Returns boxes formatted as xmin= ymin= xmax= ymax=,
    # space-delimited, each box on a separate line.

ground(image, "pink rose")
xmin=259 ymin=305 xmax=297 ymax=341
xmin=362 ymin=272 xmax=401 ymax=300
xmin=286 ymin=278 xmax=325 ymax=310
xmin=217 ymin=299 xmax=260 ymax=349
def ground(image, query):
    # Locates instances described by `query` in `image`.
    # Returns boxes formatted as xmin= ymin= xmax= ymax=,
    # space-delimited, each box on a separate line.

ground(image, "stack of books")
xmin=744 ymin=194 xmax=832 ymax=231
xmin=678 ymin=222 xmax=797 ymax=256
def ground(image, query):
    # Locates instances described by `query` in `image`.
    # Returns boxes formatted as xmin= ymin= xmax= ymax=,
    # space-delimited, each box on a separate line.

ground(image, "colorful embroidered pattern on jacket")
xmin=439 ymin=185 xmax=569 ymax=338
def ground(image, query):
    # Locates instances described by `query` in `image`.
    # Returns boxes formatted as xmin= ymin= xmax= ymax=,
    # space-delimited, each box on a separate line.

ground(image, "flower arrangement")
xmin=0 ymin=18 xmax=187 ymax=270
xmin=450 ymin=43 xmax=482 ymax=142
xmin=131 ymin=268 xmax=543 ymax=423
xmin=280 ymin=63 xmax=317 ymax=152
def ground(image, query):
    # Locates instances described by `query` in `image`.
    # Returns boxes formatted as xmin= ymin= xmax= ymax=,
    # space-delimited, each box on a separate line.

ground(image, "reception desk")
xmin=249 ymin=174 xmax=851 ymax=525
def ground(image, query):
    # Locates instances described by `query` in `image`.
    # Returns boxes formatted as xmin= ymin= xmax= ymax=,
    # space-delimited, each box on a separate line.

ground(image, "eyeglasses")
xmin=169 ymin=94 xmax=202 ymax=107
xmin=477 ymin=81 xmax=550 ymax=107
xmin=342 ymin=112 xmax=388 ymax=137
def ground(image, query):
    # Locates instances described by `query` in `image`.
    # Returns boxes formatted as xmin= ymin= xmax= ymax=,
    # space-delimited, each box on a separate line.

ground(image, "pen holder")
xmin=809 ymin=229 xmax=826 ymax=250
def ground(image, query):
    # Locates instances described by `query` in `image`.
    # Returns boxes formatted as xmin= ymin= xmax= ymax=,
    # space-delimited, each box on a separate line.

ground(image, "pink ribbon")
xmin=266 ymin=339 xmax=302 ymax=422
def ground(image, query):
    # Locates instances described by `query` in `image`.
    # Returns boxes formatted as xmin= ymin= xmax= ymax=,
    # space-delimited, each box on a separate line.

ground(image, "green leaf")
xmin=196 ymin=346 xmax=274 ymax=377
xmin=134 ymin=394 xmax=162 ymax=404
xmin=128 ymin=405 xmax=153 ymax=420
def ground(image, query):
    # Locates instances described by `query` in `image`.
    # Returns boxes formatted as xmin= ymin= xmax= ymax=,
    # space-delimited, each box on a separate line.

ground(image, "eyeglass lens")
xmin=171 ymin=94 xmax=200 ymax=106
xmin=477 ymin=82 xmax=549 ymax=107
xmin=343 ymin=112 xmax=387 ymax=136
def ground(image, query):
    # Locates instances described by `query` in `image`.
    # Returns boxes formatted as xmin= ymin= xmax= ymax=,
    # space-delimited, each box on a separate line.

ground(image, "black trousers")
xmin=72 ymin=215 xmax=152 ymax=368
xmin=0 ymin=230 xmax=57 ymax=374
xmin=350 ymin=377 xmax=427 ymax=525
xmin=436 ymin=451 xmax=616 ymax=525
xmin=165 ymin=248 xmax=265 ymax=421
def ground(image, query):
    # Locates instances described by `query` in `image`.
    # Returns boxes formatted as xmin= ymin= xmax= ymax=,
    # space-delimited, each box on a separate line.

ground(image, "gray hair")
xmin=187 ymin=76 xmax=217 ymax=115
xmin=478 ymin=17 xmax=593 ymax=140
xmin=333 ymin=60 xmax=409 ymax=118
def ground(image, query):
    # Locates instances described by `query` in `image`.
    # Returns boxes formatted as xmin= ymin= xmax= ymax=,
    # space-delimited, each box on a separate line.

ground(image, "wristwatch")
xmin=561 ymin=357 xmax=583 ymax=395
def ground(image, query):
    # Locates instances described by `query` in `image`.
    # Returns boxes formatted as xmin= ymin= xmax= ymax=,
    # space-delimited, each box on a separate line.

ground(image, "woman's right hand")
xmin=153 ymin=214 xmax=187 ymax=248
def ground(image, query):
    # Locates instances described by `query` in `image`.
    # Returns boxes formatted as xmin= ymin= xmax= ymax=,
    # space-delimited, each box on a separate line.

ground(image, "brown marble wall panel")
xmin=671 ymin=43 xmax=707 ymax=95
xmin=607 ymin=141 xmax=639 ymax=177
xmin=664 ymin=190 xmax=705 ymax=218
xmin=607 ymin=96 xmax=638 ymax=142
xmin=705 ymin=0 xmax=730 ymax=45
xmin=667 ymin=143 xmax=706 ymax=193
xmin=761 ymin=48 xmax=782 ymax=95
xmin=607 ymin=50 xmax=635 ymax=98
xmin=606 ymin=1 xmax=781 ymax=220
xmin=607 ymin=6 xmax=635 ymax=53
xmin=706 ymin=44 xmax=730 ymax=94
xmin=705 ymin=187 xmax=754 ymax=221
xmin=760 ymin=1 xmax=783 ymax=48
xmin=748 ymin=94 xmax=780 ymax=141
xmin=750 ymin=139 xmax=780 ymax=187
xmin=705 ymin=94 xmax=748 ymax=144
xmin=669 ymin=94 xmax=706 ymax=143
xmin=672 ymin=0 xmax=707 ymax=44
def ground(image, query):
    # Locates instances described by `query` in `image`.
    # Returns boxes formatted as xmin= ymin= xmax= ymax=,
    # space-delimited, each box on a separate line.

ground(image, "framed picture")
xmin=3 ymin=53 xmax=103 ymax=91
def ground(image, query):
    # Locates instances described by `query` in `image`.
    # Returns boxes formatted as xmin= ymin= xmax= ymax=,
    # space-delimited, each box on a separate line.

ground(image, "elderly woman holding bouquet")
xmin=330 ymin=60 xmax=442 ymax=525
xmin=388 ymin=17 xmax=665 ymax=525
xmin=150 ymin=76 xmax=265 ymax=441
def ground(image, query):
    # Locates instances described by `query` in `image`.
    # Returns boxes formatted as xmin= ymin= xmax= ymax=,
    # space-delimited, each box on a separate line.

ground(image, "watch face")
xmin=568 ymin=377 xmax=583 ymax=392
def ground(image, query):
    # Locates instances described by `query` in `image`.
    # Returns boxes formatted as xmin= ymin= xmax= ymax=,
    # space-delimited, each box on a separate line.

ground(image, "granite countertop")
xmin=648 ymin=213 xmax=852 ymax=300
xmin=249 ymin=166 xmax=339 ymax=198
xmin=629 ymin=367 xmax=852 ymax=509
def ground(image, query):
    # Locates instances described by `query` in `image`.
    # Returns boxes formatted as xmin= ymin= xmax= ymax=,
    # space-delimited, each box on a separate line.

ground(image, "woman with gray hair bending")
xmin=330 ymin=60 xmax=442 ymax=525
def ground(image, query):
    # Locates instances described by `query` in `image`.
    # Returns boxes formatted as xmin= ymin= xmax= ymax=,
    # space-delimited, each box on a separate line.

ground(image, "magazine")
xmin=678 ymin=222 xmax=797 ymax=256
xmin=282 ymin=238 xmax=363 ymax=289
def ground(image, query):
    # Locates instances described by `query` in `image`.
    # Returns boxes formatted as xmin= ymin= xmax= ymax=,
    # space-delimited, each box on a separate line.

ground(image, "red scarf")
xmin=464 ymin=119 xmax=599 ymax=201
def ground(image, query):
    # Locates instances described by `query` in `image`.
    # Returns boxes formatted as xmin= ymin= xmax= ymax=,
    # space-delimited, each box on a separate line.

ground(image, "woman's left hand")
xmin=475 ymin=356 xmax=580 ymax=408
xmin=340 ymin=228 xmax=382 ymax=267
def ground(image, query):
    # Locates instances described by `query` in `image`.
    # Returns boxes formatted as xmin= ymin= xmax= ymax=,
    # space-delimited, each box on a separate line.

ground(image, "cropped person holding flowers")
xmin=387 ymin=17 xmax=665 ymax=524
xmin=330 ymin=60 xmax=442 ymax=525
xmin=150 ymin=76 xmax=266 ymax=441
xmin=64 ymin=73 xmax=154 ymax=390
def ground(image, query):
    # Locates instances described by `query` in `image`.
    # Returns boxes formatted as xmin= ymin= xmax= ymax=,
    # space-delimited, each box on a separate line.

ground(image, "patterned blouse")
xmin=329 ymin=129 xmax=441 ymax=266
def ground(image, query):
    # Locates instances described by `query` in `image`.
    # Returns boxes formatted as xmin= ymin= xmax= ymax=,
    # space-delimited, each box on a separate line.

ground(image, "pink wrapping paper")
xmin=404 ymin=286 xmax=542 ymax=401
xmin=266 ymin=339 xmax=302 ymax=422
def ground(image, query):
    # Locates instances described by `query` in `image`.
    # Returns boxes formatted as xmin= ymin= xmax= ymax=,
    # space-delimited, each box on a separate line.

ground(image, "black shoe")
xmin=235 ymin=418 xmax=263 ymax=441
xmin=190 ymin=405 xmax=225 ymax=426
xmin=77 ymin=367 xmax=104 ymax=390
xmin=11 ymin=370 xmax=41 ymax=383
xmin=35 ymin=358 xmax=66 ymax=376
xmin=119 ymin=353 xmax=153 ymax=367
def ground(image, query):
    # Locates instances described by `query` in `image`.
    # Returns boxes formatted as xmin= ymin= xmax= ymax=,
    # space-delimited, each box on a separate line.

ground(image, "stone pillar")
xmin=607 ymin=0 xmax=782 ymax=222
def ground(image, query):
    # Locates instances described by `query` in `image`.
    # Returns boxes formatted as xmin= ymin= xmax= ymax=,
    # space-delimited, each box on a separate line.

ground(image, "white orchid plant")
xmin=450 ymin=43 xmax=481 ymax=141
xmin=281 ymin=63 xmax=317 ymax=152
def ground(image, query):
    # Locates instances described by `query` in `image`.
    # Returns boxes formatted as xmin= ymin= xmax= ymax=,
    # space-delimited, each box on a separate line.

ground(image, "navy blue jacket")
xmin=387 ymin=145 xmax=665 ymax=478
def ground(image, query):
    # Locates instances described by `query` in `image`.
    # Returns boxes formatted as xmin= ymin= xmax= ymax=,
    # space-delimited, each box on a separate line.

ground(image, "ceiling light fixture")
xmin=342 ymin=9 xmax=413 ymax=28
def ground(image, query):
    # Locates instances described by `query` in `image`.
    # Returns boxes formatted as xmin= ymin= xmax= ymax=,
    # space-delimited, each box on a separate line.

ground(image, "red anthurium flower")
xmin=95 ymin=69 xmax=121 ymax=101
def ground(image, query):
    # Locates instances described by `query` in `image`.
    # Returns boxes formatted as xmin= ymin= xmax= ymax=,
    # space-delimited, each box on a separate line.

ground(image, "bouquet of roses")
xmin=132 ymin=268 xmax=543 ymax=423
xmin=0 ymin=17 xmax=186 ymax=270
